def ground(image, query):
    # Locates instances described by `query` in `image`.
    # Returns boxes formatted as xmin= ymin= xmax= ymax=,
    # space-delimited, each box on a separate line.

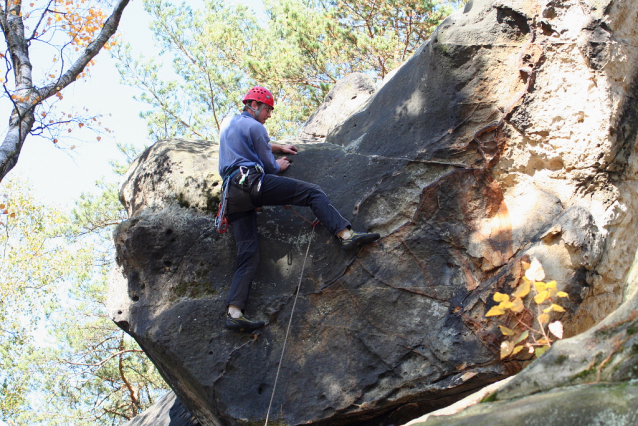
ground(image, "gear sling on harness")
xmin=215 ymin=165 xmax=265 ymax=233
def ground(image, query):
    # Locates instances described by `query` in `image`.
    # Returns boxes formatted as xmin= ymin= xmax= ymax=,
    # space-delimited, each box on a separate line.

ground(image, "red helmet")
xmin=242 ymin=86 xmax=274 ymax=108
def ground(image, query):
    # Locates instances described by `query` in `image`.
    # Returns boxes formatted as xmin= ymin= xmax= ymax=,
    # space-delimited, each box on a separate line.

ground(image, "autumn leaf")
xmin=515 ymin=330 xmax=529 ymax=344
xmin=534 ymin=281 xmax=547 ymax=293
xmin=512 ymin=279 xmax=531 ymax=298
xmin=525 ymin=257 xmax=545 ymax=281
xmin=548 ymin=321 xmax=564 ymax=339
xmin=500 ymin=340 xmax=515 ymax=359
xmin=500 ymin=300 xmax=514 ymax=310
xmin=486 ymin=306 xmax=505 ymax=317
xmin=498 ymin=325 xmax=515 ymax=336
xmin=493 ymin=292 xmax=509 ymax=303
xmin=535 ymin=290 xmax=549 ymax=304
xmin=510 ymin=297 xmax=524 ymax=313
xmin=543 ymin=304 xmax=565 ymax=313
xmin=557 ymin=291 xmax=569 ymax=298
xmin=538 ymin=313 xmax=549 ymax=324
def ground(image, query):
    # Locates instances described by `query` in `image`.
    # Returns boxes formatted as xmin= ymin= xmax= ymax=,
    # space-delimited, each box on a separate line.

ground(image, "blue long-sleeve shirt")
xmin=218 ymin=112 xmax=280 ymax=179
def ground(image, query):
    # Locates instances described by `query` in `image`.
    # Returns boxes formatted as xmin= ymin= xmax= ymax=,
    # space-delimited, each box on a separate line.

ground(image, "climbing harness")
xmin=264 ymin=221 xmax=318 ymax=426
xmin=215 ymin=165 xmax=265 ymax=233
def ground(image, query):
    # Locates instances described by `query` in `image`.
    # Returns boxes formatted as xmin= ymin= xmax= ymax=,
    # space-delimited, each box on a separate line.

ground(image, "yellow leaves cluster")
xmin=486 ymin=291 xmax=524 ymax=317
xmin=486 ymin=257 xmax=569 ymax=360
xmin=38 ymin=0 xmax=115 ymax=70
xmin=65 ymin=7 xmax=109 ymax=48
xmin=534 ymin=280 xmax=568 ymax=304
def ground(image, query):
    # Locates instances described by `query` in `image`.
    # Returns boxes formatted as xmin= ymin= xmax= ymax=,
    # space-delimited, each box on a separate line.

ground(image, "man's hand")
xmin=277 ymin=156 xmax=291 ymax=172
xmin=272 ymin=144 xmax=298 ymax=155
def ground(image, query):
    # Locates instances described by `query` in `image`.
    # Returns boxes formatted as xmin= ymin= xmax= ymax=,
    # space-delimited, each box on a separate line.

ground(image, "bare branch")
xmin=61 ymin=348 xmax=143 ymax=368
xmin=27 ymin=0 xmax=55 ymax=41
xmin=118 ymin=333 xmax=139 ymax=418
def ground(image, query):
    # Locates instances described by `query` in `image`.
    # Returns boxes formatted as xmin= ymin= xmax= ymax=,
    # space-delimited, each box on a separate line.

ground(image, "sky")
xmin=8 ymin=0 xmax=265 ymax=207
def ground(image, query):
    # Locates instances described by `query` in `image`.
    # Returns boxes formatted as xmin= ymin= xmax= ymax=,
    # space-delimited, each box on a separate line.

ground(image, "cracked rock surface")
xmin=112 ymin=0 xmax=638 ymax=425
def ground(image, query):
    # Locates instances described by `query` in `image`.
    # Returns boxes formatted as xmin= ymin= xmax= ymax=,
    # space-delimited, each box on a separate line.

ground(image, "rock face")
xmin=125 ymin=392 xmax=200 ymax=426
xmin=299 ymin=73 xmax=376 ymax=141
xmin=109 ymin=0 xmax=638 ymax=425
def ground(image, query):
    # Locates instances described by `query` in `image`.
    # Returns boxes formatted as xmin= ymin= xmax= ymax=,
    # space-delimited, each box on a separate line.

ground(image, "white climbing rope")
xmin=264 ymin=226 xmax=315 ymax=426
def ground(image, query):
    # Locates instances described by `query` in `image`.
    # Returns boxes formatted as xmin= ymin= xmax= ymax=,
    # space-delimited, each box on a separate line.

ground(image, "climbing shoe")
xmin=225 ymin=313 xmax=264 ymax=332
xmin=340 ymin=231 xmax=380 ymax=250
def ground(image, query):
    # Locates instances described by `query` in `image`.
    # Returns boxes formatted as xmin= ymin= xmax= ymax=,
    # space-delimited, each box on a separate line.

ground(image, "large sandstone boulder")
xmin=109 ymin=0 xmax=638 ymax=424
xmin=299 ymin=72 xmax=376 ymax=141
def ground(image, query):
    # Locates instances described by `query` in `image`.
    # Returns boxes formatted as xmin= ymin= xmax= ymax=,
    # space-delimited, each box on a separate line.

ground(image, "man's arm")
xmin=271 ymin=144 xmax=298 ymax=155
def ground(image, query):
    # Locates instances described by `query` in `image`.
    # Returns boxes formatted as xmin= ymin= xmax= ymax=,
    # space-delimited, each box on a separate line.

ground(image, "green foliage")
xmin=323 ymin=0 xmax=452 ymax=77
xmin=29 ymin=276 xmax=166 ymax=425
xmin=115 ymin=0 xmax=460 ymax=142
xmin=0 ymin=178 xmax=74 ymax=352
xmin=0 ymin=172 xmax=167 ymax=425
xmin=0 ymin=178 xmax=78 ymax=421
xmin=486 ymin=257 xmax=569 ymax=360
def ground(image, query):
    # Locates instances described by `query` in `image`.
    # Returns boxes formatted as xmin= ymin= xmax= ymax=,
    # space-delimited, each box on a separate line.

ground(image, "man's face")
xmin=252 ymin=101 xmax=273 ymax=124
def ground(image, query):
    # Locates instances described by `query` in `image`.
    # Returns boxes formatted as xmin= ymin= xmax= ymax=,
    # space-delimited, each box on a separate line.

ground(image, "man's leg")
xmin=259 ymin=174 xmax=380 ymax=248
xmin=225 ymin=211 xmax=264 ymax=331
xmin=227 ymin=211 xmax=259 ymax=309
xmin=259 ymin=175 xmax=350 ymax=235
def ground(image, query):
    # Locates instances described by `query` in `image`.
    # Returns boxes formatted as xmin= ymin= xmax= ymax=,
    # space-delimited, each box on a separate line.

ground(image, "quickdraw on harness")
xmin=215 ymin=164 xmax=265 ymax=234
xmin=215 ymin=197 xmax=231 ymax=234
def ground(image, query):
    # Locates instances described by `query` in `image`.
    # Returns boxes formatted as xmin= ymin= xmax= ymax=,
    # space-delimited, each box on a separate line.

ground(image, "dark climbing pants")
xmin=226 ymin=174 xmax=350 ymax=309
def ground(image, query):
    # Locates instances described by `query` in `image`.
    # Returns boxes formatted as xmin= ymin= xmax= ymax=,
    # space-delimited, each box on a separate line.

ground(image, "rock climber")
xmin=217 ymin=86 xmax=381 ymax=332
